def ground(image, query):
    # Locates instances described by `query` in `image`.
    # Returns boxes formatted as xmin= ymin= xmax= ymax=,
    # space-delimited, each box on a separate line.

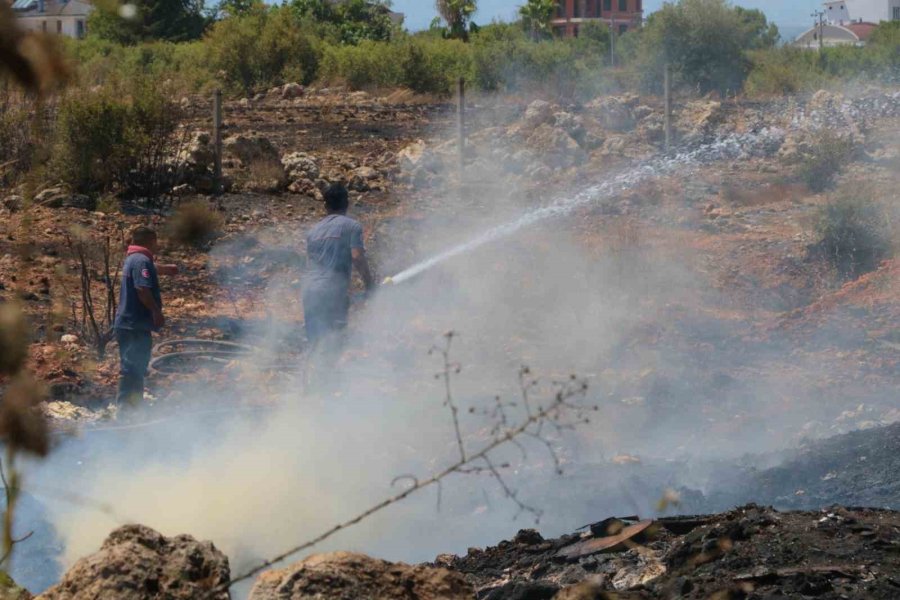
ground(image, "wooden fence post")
xmin=664 ymin=63 xmax=672 ymax=152
xmin=213 ymin=89 xmax=223 ymax=195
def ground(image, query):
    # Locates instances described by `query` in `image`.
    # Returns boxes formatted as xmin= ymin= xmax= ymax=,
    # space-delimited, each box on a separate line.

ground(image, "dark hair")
xmin=129 ymin=226 xmax=158 ymax=247
xmin=323 ymin=183 xmax=349 ymax=213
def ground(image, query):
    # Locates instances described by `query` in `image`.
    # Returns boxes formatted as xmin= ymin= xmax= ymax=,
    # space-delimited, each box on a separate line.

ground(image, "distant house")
xmin=794 ymin=0 xmax=896 ymax=48
xmin=794 ymin=21 xmax=878 ymax=48
xmin=12 ymin=0 xmax=92 ymax=38
xmin=551 ymin=0 xmax=643 ymax=38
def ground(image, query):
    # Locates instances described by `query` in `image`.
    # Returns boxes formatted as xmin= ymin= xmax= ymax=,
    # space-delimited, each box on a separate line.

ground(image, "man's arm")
xmin=136 ymin=287 xmax=164 ymax=329
xmin=351 ymin=248 xmax=375 ymax=292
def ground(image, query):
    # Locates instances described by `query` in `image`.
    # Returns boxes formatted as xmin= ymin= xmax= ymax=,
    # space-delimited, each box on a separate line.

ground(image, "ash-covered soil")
xmin=710 ymin=421 xmax=900 ymax=512
xmin=442 ymin=504 xmax=900 ymax=599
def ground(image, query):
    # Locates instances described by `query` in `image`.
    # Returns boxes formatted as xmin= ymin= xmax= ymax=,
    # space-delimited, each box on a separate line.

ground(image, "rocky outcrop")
xmin=588 ymin=96 xmax=637 ymax=132
xmin=281 ymin=152 xmax=320 ymax=183
xmin=281 ymin=83 xmax=305 ymax=100
xmin=677 ymin=100 xmax=724 ymax=143
xmin=224 ymin=134 xmax=281 ymax=166
xmin=348 ymin=166 xmax=379 ymax=191
xmin=38 ymin=524 xmax=230 ymax=600
xmin=248 ymin=551 xmax=472 ymax=600
xmin=523 ymin=100 xmax=555 ymax=129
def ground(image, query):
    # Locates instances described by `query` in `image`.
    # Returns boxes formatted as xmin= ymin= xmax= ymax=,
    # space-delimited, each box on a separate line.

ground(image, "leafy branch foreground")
xmin=210 ymin=332 xmax=591 ymax=595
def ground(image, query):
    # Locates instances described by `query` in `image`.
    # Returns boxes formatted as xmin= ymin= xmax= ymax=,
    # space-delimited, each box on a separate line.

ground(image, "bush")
xmin=633 ymin=0 xmax=779 ymax=95
xmin=798 ymin=131 xmax=856 ymax=193
xmin=745 ymin=48 xmax=831 ymax=96
xmin=320 ymin=36 xmax=470 ymax=94
xmin=64 ymin=38 xmax=214 ymax=94
xmin=51 ymin=78 xmax=183 ymax=198
xmin=167 ymin=201 xmax=224 ymax=247
xmin=51 ymin=87 xmax=131 ymax=194
xmin=813 ymin=193 xmax=892 ymax=280
xmin=204 ymin=7 xmax=321 ymax=95
xmin=0 ymin=86 xmax=32 ymax=185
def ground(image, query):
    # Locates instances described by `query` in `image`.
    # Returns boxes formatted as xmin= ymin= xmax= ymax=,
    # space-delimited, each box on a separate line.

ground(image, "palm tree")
xmin=435 ymin=0 xmax=477 ymax=41
xmin=519 ymin=0 xmax=557 ymax=41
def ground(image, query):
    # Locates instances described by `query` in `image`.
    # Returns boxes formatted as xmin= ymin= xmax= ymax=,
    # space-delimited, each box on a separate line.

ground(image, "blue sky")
xmin=392 ymin=0 xmax=825 ymax=31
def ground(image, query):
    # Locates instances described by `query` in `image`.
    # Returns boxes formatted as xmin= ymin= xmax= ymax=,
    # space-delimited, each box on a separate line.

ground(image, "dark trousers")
xmin=116 ymin=328 xmax=153 ymax=406
xmin=302 ymin=287 xmax=349 ymax=346
xmin=302 ymin=287 xmax=348 ymax=391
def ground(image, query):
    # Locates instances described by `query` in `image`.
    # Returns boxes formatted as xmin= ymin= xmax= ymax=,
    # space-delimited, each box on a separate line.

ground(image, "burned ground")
xmin=443 ymin=505 xmax=900 ymax=599
xmin=4 ymin=85 xmax=900 ymax=597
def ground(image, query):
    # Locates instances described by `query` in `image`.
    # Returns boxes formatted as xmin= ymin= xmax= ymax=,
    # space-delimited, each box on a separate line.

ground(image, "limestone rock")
xmin=349 ymin=166 xmax=378 ymax=191
xmin=38 ymin=524 xmax=230 ymax=600
xmin=34 ymin=188 xmax=67 ymax=208
xmin=808 ymin=89 xmax=845 ymax=113
xmin=523 ymin=100 xmax=555 ymax=129
xmin=281 ymin=83 xmax=305 ymax=100
xmin=602 ymin=135 xmax=628 ymax=156
xmin=526 ymin=124 xmax=586 ymax=169
xmin=281 ymin=152 xmax=320 ymax=182
xmin=180 ymin=131 xmax=215 ymax=171
xmin=248 ymin=551 xmax=472 ymax=600
xmin=224 ymin=134 xmax=280 ymax=166
xmin=677 ymin=100 xmax=723 ymax=140
xmin=588 ymin=96 xmax=636 ymax=132
xmin=397 ymin=140 xmax=428 ymax=171
xmin=553 ymin=112 xmax=586 ymax=144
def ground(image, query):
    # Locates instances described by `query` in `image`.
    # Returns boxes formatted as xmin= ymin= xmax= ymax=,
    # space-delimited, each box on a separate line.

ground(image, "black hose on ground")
xmin=150 ymin=338 xmax=258 ymax=373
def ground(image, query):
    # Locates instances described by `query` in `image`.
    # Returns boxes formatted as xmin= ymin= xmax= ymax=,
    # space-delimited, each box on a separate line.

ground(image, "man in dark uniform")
xmin=303 ymin=183 xmax=375 ymax=354
xmin=113 ymin=226 xmax=178 ymax=406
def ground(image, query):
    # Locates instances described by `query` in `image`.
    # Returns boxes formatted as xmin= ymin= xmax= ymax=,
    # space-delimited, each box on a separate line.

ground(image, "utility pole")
xmin=811 ymin=10 xmax=826 ymax=52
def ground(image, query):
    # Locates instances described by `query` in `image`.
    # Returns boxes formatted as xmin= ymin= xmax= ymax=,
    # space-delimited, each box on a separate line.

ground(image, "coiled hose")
xmin=149 ymin=339 xmax=260 ymax=374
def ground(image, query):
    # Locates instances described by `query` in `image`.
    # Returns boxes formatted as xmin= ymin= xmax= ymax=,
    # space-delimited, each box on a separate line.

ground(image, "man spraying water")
xmin=303 ymin=183 xmax=375 ymax=374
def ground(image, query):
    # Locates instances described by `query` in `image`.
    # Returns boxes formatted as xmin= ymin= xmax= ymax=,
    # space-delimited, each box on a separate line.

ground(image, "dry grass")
xmin=244 ymin=159 xmax=287 ymax=193
xmin=168 ymin=200 xmax=224 ymax=248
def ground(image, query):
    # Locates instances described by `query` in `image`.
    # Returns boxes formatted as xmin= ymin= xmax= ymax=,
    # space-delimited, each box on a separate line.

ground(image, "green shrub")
xmin=745 ymin=48 xmax=831 ymax=96
xmin=798 ymin=131 xmax=856 ymax=194
xmin=319 ymin=36 xmax=470 ymax=94
xmin=813 ymin=193 xmax=892 ymax=280
xmin=632 ymin=0 xmax=779 ymax=95
xmin=51 ymin=78 xmax=183 ymax=198
xmin=0 ymin=87 xmax=32 ymax=185
xmin=64 ymin=37 xmax=215 ymax=94
xmin=204 ymin=7 xmax=321 ymax=95
xmin=52 ymin=88 xmax=131 ymax=194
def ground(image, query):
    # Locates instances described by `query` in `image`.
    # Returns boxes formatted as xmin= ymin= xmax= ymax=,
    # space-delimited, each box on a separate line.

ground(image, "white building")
xmin=794 ymin=21 xmax=877 ymax=48
xmin=12 ymin=0 xmax=92 ymax=38
xmin=824 ymin=1 xmax=852 ymax=25
xmin=838 ymin=0 xmax=900 ymax=23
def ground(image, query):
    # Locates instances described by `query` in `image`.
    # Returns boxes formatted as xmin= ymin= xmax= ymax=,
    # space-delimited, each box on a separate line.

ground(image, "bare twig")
xmin=430 ymin=331 xmax=465 ymax=462
xmin=65 ymin=231 xmax=122 ymax=359
xmin=0 ymin=449 xmax=30 ymax=568
xmin=206 ymin=339 xmax=589 ymax=596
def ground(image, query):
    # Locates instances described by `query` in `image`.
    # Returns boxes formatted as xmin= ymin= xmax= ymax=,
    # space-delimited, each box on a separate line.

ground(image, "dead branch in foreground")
xmin=209 ymin=331 xmax=591 ymax=595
